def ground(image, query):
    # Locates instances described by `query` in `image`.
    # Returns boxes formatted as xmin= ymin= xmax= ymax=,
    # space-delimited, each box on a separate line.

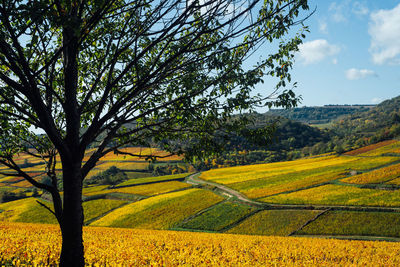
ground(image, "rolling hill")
xmin=1 ymin=139 xmax=400 ymax=265
xmin=0 ymin=139 xmax=400 ymax=241
xmin=267 ymin=104 xmax=375 ymax=125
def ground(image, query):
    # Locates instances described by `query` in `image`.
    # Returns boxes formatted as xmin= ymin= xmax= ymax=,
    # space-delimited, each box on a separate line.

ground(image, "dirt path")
xmin=186 ymin=173 xmax=263 ymax=207
xmin=186 ymin=173 xmax=400 ymax=213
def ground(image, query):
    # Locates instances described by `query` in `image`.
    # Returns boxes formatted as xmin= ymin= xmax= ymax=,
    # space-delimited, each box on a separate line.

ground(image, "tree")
xmin=0 ymin=0 xmax=309 ymax=265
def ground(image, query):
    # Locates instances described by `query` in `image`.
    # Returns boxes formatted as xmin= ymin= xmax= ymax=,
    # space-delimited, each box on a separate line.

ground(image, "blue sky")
xmin=259 ymin=0 xmax=400 ymax=107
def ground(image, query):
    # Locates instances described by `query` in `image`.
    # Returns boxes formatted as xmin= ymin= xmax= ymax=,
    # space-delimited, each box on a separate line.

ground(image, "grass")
xmin=177 ymin=201 xmax=257 ymax=231
xmin=90 ymin=188 xmax=224 ymax=229
xmin=227 ymin=210 xmax=321 ymax=236
xmin=260 ymin=184 xmax=400 ymax=207
xmin=298 ymin=210 xmax=400 ymax=237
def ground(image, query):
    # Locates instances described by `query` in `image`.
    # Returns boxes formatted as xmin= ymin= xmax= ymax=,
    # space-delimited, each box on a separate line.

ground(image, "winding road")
xmin=185 ymin=172 xmax=400 ymax=213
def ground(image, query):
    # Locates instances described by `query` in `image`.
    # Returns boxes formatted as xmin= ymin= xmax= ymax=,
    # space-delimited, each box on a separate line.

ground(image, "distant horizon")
xmin=266 ymin=93 xmax=399 ymax=110
xmin=294 ymin=93 xmax=399 ymax=108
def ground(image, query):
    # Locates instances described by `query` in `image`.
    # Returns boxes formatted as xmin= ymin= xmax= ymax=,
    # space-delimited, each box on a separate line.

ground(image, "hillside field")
xmin=1 ymin=222 xmax=400 ymax=266
xmin=1 ymin=141 xmax=400 ymax=239
xmin=1 ymin=140 xmax=400 ymax=264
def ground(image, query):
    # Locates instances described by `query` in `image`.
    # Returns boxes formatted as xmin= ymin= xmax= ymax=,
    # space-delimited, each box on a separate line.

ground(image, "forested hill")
xmin=224 ymin=114 xmax=329 ymax=151
xmin=267 ymin=105 xmax=375 ymax=125
xmin=196 ymin=95 xmax=400 ymax=169
xmin=329 ymin=95 xmax=400 ymax=150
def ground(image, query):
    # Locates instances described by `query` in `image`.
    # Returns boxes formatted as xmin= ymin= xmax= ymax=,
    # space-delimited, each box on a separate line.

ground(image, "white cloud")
xmin=329 ymin=1 xmax=368 ymax=22
xmin=353 ymin=2 xmax=369 ymax=16
xmin=298 ymin=39 xmax=340 ymax=65
xmin=371 ymin=97 xmax=382 ymax=104
xmin=345 ymin=68 xmax=377 ymax=80
xmin=332 ymin=58 xmax=338 ymax=64
xmin=369 ymin=3 xmax=400 ymax=65
xmin=329 ymin=2 xmax=347 ymax=22
xmin=318 ymin=20 xmax=328 ymax=34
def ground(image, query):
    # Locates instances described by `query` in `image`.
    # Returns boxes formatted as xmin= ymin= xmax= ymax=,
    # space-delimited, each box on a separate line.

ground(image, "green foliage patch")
xmin=227 ymin=210 xmax=321 ymax=236
xmin=0 ymin=198 xmax=57 ymax=224
xmin=298 ymin=211 xmax=400 ymax=237
xmin=83 ymin=199 xmax=128 ymax=224
xmin=177 ymin=201 xmax=257 ymax=231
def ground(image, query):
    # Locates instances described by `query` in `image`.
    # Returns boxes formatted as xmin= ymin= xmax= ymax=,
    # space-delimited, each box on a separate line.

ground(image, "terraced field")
xmin=297 ymin=211 xmax=400 ymax=238
xmin=85 ymin=181 xmax=191 ymax=197
xmin=90 ymin=188 xmax=224 ymax=229
xmin=190 ymin=140 xmax=400 ymax=239
xmin=0 ymin=146 xmax=185 ymax=192
xmin=176 ymin=201 xmax=257 ymax=231
xmin=260 ymin=184 xmax=400 ymax=207
xmin=201 ymin=154 xmax=400 ymax=200
xmin=116 ymin=173 xmax=189 ymax=187
xmin=227 ymin=210 xmax=322 ymax=236
xmin=0 ymin=198 xmax=127 ymax=225
xmin=1 ymin=140 xmax=400 ymax=247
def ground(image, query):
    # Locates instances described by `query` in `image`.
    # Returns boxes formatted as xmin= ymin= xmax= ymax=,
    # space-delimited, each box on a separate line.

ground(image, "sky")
xmin=257 ymin=0 xmax=400 ymax=107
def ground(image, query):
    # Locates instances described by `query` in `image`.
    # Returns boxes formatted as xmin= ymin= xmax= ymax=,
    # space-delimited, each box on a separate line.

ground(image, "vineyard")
xmin=1 ymin=222 xmax=400 ymax=266
xmin=1 ymin=141 xmax=400 ymax=264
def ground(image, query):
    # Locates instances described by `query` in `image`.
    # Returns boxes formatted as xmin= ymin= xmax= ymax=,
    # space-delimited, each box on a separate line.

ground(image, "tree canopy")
xmin=0 ymin=0 xmax=309 ymax=265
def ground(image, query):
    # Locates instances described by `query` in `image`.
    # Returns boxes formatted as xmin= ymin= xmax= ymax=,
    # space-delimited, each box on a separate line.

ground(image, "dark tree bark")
xmin=59 ymin=160 xmax=85 ymax=266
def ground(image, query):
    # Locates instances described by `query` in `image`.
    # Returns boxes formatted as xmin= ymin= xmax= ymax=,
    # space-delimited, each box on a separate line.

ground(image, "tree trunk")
xmin=59 ymin=161 xmax=85 ymax=267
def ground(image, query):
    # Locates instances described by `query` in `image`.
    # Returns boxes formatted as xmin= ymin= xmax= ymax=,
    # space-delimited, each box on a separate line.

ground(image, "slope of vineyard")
xmin=260 ymin=184 xmax=400 ymax=206
xmin=227 ymin=210 xmax=322 ymax=236
xmin=200 ymin=141 xmax=400 ymax=200
xmin=297 ymin=211 xmax=400 ymax=238
xmin=90 ymin=188 xmax=224 ymax=229
xmin=1 ymin=140 xmax=400 ymax=243
xmin=176 ymin=201 xmax=257 ymax=231
xmin=1 ymin=222 xmax=400 ymax=266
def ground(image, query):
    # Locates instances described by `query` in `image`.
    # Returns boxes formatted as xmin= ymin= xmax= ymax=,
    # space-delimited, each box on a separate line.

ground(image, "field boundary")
xmin=219 ymin=209 xmax=262 ymax=233
xmin=85 ymin=202 xmax=131 ymax=226
xmin=288 ymin=209 xmax=330 ymax=236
